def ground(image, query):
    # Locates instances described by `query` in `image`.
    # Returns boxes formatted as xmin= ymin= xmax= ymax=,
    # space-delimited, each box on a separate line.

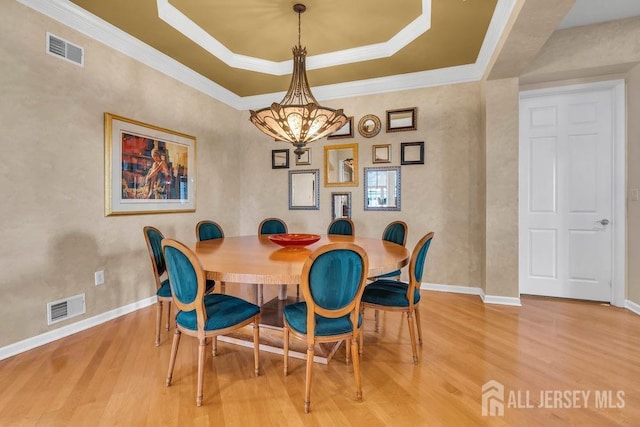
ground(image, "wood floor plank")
xmin=0 ymin=291 xmax=639 ymax=426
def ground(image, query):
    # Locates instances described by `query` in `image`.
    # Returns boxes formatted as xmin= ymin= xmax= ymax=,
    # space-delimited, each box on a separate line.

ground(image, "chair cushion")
xmin=283 ymin=302 xmax=362 ymax=336
xmin=157 ymin=279 xmax=172 ymax=298
xmin=361 ymin=279 xmax=420 ymax=307
xmin=176 ymin=294 xmax=260 ymax=331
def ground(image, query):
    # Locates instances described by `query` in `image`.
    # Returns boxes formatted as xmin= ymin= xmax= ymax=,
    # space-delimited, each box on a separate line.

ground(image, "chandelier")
xmin=249 ymin=3 xmax=348 ymax=158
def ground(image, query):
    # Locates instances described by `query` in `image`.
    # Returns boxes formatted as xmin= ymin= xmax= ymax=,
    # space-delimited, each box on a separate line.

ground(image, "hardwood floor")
xmin=1 ymin=289 xmax=639 ymax=426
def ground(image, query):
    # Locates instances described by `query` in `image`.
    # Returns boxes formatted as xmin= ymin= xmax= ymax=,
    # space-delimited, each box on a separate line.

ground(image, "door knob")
xmin=598 ymin=219 xmax=610 ymax=226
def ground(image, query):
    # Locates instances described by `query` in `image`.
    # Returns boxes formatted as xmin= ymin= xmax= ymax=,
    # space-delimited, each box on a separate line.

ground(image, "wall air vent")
xmin=46 ymin=32 xmax=84 ymax=66
xmin=47 ymin=293 xmax=86 ymax=325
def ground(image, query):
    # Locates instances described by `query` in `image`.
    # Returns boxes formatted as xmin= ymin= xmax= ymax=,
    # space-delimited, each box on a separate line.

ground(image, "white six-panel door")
xmin=519 ymin=87 xmax=613 ymax=302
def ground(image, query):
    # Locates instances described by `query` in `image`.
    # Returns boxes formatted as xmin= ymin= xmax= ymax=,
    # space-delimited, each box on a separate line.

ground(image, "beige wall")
xmin=521 ymin=16 xmax=640 ymax=86
xmin=484 ymin=78 xmax=519 ymax=297
xmin=626 ymin=64 xmax=640 ymax=303
xmin=0 ymin=2 xmax=243 ymax=347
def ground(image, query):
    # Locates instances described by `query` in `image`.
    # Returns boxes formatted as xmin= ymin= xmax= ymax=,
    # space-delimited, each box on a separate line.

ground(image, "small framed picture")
xmin=272 ymin=149 xmax=290 ymax=169
xmin=401 ymin=142 xmax=424 ymax=165
xmin=327 ymin=116 xmax=354 ymax=139
xmin=295 ymin=148 xmax=311 ymax=166
xmin=372 ymin=144 xmax=391 ymax=163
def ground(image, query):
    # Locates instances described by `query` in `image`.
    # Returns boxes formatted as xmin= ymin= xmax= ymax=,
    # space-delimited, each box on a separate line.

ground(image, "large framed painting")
xmin=104 ymin=113 xmax=196 ymax=216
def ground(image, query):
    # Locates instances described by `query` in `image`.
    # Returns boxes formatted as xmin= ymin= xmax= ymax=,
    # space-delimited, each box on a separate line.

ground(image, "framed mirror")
xmin=364 ymin=166 xmax=401 ymax=211
xmin=272 ymin=149 xmax=289 ymax=169
xmin=327 ymin=116 xmax=354 ymax=139
xmin=331 ymin=192 xmax=351 ymax=221
xmin=358 ymin=114 xmax=381 ymax=138
xmin=386 ymin=107 xmax=417 ymax=132
xmin=289 ymin=169 xmax=319 ymax=210
xmin=324 ymin=143 xmax=358 ymax=187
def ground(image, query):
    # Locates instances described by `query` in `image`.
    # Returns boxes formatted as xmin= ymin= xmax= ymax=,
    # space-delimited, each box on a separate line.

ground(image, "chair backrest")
xmin=258 ymin=217 xmax=288 ymax=235
xmin=408 ymin=232 xmax=435 ymax=297
xmin=143 ymin=226 xmax=166 ymax=290
xmin=299 ymin=243 xmax=368 ymax=335
xmin=196 ymin=220 xmax=224 ymax=241
xmin=162 ymin=238 xmax=208 ymax=331
xmin=382 ymin=221 xmax=408 ymax=246
xmin=327 ymin=218 xmax=355 ymax=235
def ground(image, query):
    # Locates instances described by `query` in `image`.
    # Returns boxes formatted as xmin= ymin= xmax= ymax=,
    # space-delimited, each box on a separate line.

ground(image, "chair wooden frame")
xmin=142 ymin=226 xmax=172 ymax=347
xmin=327 ymin=217 xmax=355 ymax=235
xmin=283 ymin=242 xmax=369 ymax=413
xmin=360 ymin=232 xmax=434 ymax=364
xmin=162 ymin=238 xmax=260 ymax=407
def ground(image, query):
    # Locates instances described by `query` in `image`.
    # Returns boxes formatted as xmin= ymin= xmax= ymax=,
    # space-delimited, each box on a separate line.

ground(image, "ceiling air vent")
xmin=46 ymin=32 xmax=84 ymax=66
xmin=47 ymin=293 xmax=86 ymax=325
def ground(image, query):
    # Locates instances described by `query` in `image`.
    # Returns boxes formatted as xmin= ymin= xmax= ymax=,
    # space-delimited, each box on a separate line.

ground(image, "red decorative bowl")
xmin=268 ymin=233 xmax=321 ymax=247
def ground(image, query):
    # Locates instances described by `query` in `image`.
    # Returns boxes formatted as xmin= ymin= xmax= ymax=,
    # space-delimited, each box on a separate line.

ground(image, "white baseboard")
xmin=421 ymin=282 xmax=522 ymax=306
xmin=0 ymin=296 xmax=156 ymax=361
xmin=626 ymin=299 xmax=640 ymax=316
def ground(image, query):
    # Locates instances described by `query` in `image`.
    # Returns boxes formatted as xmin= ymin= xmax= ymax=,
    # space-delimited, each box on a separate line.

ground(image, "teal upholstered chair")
xmin=283 ymin=242 xmax=369 ymax=413
xmin=196 ymin=220 xmax=224 ymax=241
xmin=258 ymin=217 xmax=289 ymax=303
xmin=195 ymin=220 xmax=224 ymax=293
xmin=360 ymin=232 xmax=434 ymax=364
xmin=144 ymin=226 xmax=216 ymax=346
xmin=368 ymin=221 xmax=408 ymax=331
xmin=258 ymin=217 xmax=288 ymax=235
xmin=162 ymin=238 xmax=261 ymax=407
xmin=143 ymin=226 xmax=173 ymax=347
xmin=327 ymin=218 xmax=355 ymax=235
xmin=372 ymin=221 xmax=408 ymax=280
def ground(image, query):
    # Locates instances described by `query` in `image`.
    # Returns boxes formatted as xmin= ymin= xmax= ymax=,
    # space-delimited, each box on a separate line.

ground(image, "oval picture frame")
xmin=358 ymin=114 xmax=381 ymax=138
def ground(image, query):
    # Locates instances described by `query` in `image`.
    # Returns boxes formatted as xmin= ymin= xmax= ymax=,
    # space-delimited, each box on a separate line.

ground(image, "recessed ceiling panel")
xmin=69 ymin=0 xmax=497 ymax=97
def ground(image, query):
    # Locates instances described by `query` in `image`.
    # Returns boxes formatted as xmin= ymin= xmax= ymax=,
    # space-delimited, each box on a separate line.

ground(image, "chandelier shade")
xmin=249 ymin=4 xmax=348 ymax=157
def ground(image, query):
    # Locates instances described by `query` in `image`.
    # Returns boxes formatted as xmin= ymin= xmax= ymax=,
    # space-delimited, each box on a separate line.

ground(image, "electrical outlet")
xmin=95 ymin=270 xmax=105 ymax=286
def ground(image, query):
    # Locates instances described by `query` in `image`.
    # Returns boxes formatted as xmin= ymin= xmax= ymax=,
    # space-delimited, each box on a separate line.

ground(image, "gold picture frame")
xmin=324 ymin=143 xmax=358 ymax=187
xmin=104 ymin=113 xmax=196 ymax=216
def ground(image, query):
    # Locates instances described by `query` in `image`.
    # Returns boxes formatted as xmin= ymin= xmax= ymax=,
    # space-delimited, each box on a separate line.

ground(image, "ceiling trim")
xmin=156 ymin=0 xmax=432 ymax=75
xmin=18 ymin=0 xmax=517 ymax=111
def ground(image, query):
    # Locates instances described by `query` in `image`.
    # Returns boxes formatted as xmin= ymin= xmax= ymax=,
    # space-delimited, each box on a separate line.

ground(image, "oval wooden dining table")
xmin=186 ymin=234 xmax=410 ymax=364
xmin=187 ymin=234 xmax=409 ymax=285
